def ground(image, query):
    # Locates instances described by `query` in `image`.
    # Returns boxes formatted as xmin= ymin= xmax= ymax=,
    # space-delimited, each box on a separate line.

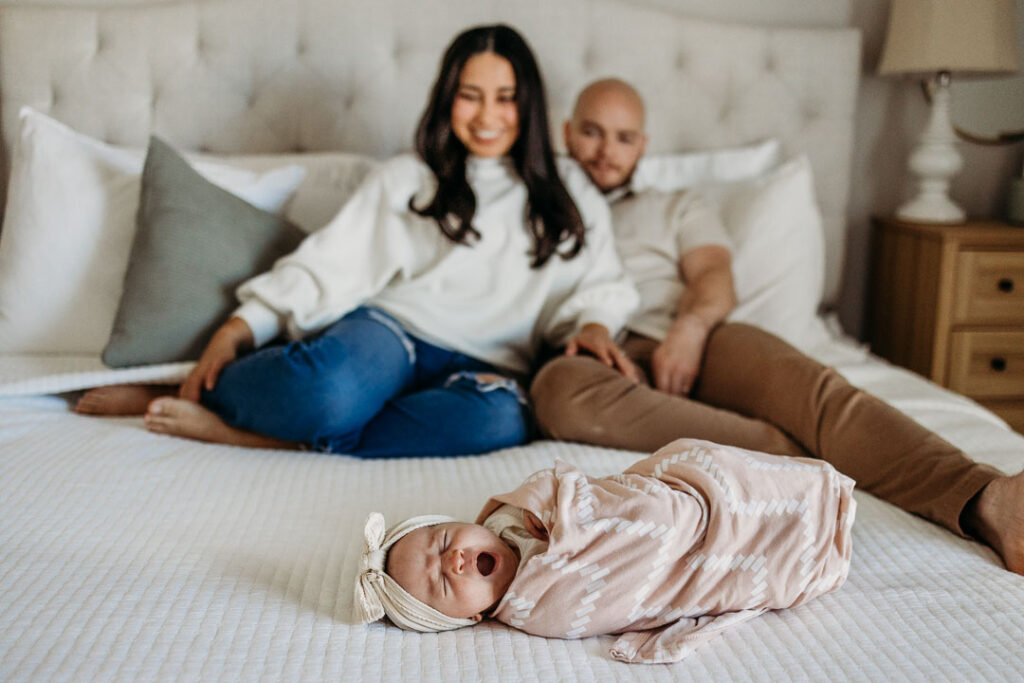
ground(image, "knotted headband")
xmin=352 ymin=512 xmax=478 ymax=632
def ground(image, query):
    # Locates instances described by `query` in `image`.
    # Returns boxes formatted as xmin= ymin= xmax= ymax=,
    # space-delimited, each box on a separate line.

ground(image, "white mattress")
xmin=1 ymin=332 xmax=1023 ymax=682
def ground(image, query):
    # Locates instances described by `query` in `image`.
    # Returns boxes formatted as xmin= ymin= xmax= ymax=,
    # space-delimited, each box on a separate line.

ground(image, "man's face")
xmin=564 ymin=88 xmax=647 ymax=192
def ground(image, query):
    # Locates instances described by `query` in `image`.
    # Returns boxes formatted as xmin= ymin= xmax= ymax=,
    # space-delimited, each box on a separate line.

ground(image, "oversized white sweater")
xmin=233 ymin=154 xmax=639 ymax=375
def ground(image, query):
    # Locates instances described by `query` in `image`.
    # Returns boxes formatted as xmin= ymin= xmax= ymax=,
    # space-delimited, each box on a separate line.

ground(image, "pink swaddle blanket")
xmin=476 ymin=438 xmax=856 ymax=663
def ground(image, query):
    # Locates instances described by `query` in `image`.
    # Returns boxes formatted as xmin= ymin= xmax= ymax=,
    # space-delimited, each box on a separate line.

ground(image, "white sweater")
xmin=234 ymin=153 xmax=639 ymax=375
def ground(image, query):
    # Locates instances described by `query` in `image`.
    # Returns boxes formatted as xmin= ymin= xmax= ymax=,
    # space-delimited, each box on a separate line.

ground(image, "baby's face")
xmin=387 ymin=522 xmax=518 ymax=620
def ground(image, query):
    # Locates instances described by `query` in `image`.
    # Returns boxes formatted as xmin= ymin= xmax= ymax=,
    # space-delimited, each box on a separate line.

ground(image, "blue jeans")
xmin=202 ymin=307 xmax=531 ymax=457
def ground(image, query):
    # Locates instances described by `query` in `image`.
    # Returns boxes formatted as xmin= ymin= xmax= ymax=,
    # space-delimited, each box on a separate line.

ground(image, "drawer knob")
xmin=991 ymin=357 xmax=1007 ymax=372
xmin=997 ymin=278 xmax=1014 ymax=293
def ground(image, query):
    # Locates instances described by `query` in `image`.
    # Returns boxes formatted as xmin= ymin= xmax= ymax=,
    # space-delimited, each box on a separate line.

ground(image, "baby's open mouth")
xmin=476 ymin=552 xmax=496 ymax=576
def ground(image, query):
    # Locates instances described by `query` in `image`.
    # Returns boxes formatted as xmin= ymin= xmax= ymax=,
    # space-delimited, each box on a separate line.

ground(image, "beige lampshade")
xmin=878 ymin=0 xmax=1020 ymax=76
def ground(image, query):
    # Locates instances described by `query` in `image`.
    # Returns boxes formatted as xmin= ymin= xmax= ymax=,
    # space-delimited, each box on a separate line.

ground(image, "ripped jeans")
xmin=202 ymin=307 xmax=531 ymax=457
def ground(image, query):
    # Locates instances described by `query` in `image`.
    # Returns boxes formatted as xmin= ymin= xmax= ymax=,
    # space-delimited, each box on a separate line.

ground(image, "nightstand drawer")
xmin=948 ymin=331 xmax=1024 ymax=397
xmin=953 ymin=251 xmax=1024 ymax=324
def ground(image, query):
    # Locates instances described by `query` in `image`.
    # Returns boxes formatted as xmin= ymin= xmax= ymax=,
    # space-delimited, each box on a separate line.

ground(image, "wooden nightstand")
xmin=869 ymin=216 xmax=1024 ymax=433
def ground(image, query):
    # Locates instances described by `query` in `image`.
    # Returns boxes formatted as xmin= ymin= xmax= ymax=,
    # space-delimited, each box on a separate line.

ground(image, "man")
xmin=530 ymin=78 xmax=1024 ymax=575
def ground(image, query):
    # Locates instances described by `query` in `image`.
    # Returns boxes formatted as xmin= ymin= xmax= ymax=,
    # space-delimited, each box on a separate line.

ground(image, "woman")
xmin=77 ymin=24 xmax=639 ymax=458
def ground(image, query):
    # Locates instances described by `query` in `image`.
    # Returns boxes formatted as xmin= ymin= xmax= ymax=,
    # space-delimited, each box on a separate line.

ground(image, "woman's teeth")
xmin=474 ymin=130 xmax=501 ymax=140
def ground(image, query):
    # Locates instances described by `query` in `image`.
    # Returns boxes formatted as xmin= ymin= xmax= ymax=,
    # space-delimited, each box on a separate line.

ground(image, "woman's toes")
xmin=76 ymin=385 xmax=171 ymax=416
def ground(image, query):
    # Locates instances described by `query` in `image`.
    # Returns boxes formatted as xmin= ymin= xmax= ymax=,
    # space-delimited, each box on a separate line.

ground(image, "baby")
xmin=354 ymin=438 xmax=856 ymax=663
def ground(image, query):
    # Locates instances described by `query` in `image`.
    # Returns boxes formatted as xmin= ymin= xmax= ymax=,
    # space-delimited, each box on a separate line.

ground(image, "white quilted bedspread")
xmin=1 ymin=336 xmax=1023 ymax=682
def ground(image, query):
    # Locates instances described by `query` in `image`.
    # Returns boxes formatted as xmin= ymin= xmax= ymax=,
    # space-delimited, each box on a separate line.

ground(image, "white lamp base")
xmin=896 ymin=72 xmax=966 ymax=224
xmin=895 ymin=189 xmax=966 ymax=224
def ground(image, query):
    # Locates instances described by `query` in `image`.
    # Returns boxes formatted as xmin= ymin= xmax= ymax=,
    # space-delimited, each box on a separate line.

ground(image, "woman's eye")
xmin=456 ymin=91 xmax=478 ymax=101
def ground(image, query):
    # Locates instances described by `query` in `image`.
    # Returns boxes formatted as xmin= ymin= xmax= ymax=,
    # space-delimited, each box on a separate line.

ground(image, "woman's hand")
xmin=179 ymin=317 xmax=255 ymax=402
xmin=565 ymin=323 xmax=643 ymax=383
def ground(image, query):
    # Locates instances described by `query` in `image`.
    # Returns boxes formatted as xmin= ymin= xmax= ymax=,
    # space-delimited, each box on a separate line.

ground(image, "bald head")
xmin=564 ymin=78 xmax=648 ymax=192
xmin=571 ymin=79 xmax=645 ymax=124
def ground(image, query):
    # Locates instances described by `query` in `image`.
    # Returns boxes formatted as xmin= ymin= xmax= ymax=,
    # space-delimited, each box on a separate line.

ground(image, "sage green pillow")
xmin=102 ymin=137 xmax=304 ymax=367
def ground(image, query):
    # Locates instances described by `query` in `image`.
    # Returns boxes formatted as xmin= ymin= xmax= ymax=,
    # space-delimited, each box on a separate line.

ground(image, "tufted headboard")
xmin=0 ymin=0 xmax=860 ymax=305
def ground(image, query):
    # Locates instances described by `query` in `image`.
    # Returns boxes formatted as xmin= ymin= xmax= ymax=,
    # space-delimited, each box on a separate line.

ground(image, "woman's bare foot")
xmin=144 ymin=397 xmax=297 ymax=450
xmin=75 ymin=385 xmax=175 ymax=416
xmin=965 ymin=470 xmax=1024 ymax=575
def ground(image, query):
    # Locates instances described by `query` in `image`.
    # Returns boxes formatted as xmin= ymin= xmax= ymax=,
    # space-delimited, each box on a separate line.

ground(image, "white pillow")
xmin=630 ymin=138 xmax=779 ymax=193
xmin=614 ymin=138 xmax=827 ymax=351
xmin=0 ymin=107 xmax=308 ymax=355
xmin=723 ymin=156 xmax=830 ymax=350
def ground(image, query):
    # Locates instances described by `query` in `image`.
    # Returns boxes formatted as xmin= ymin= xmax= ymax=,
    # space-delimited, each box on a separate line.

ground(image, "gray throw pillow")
xmin=102 ymin=137 xmax=304 ymax=367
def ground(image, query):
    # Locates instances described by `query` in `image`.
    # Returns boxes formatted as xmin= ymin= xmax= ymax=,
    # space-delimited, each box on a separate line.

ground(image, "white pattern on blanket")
xmin=477 ymin=438 xmax=855 ymax=663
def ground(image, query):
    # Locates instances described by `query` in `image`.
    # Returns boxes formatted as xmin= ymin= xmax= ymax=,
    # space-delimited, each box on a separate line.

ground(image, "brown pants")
xmin=530 ymin=322 xmax=1000 ymax=537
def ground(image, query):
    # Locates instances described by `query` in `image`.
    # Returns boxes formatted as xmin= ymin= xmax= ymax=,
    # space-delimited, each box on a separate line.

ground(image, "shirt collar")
xmin=603 ymin=182 xmax=635 ymax=204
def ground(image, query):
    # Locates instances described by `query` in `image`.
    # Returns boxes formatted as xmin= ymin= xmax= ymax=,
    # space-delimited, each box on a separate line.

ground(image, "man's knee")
xmin=530 ymin=355 xmax=612 ymax=441
xmin=531 ymin=355 xmax=594 ymax=406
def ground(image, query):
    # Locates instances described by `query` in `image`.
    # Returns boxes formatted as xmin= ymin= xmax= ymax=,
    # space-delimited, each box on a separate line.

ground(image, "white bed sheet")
xmin=1 ymin=332 xmax=1022 ymax=682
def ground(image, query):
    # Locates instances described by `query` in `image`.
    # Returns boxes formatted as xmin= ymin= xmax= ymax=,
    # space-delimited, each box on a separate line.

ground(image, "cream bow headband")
xmin=352 ymin=512 xmax=477 ymax=632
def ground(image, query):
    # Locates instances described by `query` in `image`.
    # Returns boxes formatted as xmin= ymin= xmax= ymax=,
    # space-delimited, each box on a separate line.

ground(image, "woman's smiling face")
xmin=450 ymin=52 xmax=520 ymax=158
xmin=387 ymin=521 xmax=519 ymax=619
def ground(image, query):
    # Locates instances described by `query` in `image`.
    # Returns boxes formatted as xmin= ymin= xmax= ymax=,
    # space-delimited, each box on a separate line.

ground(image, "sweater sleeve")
xmin=541 ymin=161 xmax=640 ymax=346
xmin=232 ymin=161 xmax=416 ymax=347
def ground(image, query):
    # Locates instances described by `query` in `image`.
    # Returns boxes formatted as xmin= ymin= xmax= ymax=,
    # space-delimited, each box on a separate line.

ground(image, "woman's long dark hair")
xmin=411 ymin=24 xmax=585 ymax=268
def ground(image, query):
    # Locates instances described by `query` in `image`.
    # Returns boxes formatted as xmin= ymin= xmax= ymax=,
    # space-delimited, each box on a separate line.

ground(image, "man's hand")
xmin=565 ymin=322 xmax=643 ymax=383
xmin=651 ymin=315 xmax=710 ymax=396
xmin=653 ymin=243 xmax=736 ymax=395
xmin=179 ymin=317 xmax=255 ymax=402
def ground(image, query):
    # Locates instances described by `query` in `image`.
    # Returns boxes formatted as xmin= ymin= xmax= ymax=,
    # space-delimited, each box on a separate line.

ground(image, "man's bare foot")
xmin=965 ymin=470 xmax=1024 ymax=575
xmin=144 ymin=397 xmax=297 ymax=450
xmin=75 ymin=385 xmax=175 ymax=416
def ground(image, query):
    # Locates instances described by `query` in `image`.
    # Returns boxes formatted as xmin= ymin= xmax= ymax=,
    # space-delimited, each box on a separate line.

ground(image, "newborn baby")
xmin=354 ymin=438 xmax=856 ymax=663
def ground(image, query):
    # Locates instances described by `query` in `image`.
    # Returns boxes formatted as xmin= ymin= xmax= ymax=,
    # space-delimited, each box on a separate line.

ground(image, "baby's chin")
xmin=482 ymin=573 xmax=517 ymax=616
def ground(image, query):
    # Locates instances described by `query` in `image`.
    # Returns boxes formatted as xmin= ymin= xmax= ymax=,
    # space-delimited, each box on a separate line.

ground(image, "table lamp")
xmin=878 ymin=0 xmax=1019 ymax=223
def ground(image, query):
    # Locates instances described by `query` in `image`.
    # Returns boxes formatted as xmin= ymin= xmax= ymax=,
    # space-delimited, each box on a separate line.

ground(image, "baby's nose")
xmin=445 ymin=548 xmax=465 ymax=575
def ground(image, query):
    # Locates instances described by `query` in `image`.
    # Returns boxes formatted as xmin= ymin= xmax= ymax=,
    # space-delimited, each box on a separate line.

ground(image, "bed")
xmin=1 ymin=0 xmax=1022 ymax=680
